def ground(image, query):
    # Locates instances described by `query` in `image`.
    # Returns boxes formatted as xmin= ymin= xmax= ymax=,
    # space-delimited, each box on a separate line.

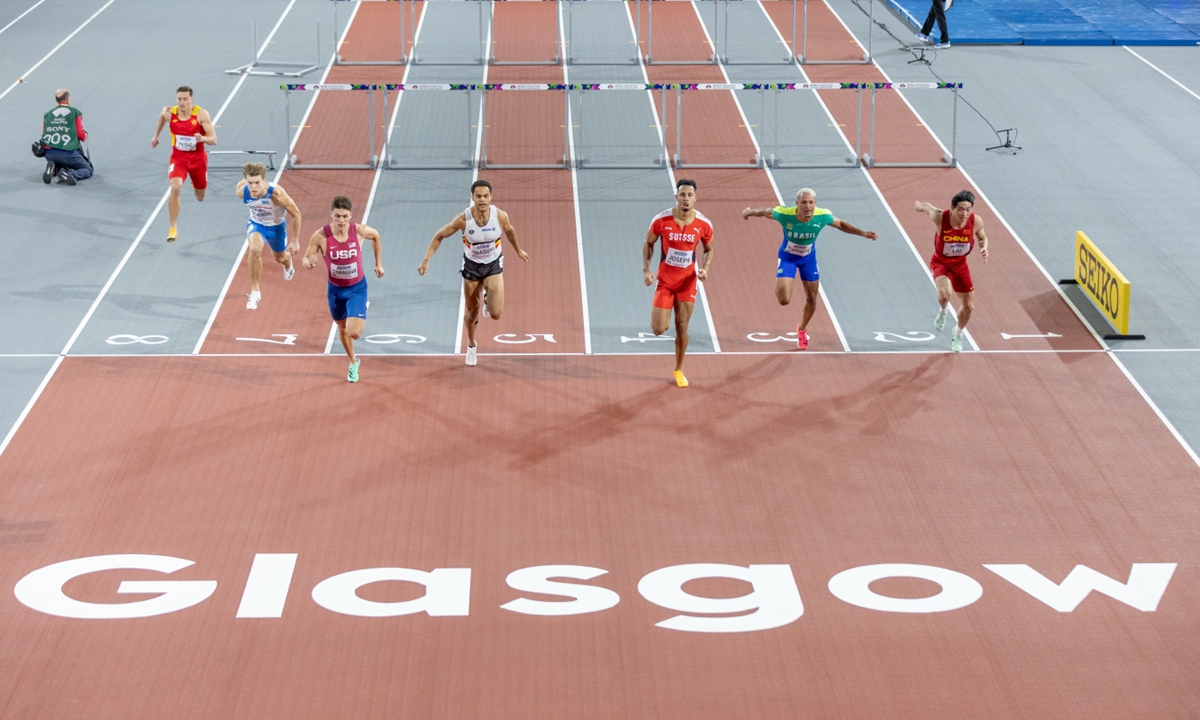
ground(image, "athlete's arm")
xmin=698 ymin=239 xmax=714 ymax=282
xmin=272 ymin=186 xmax=303 ymax=255
xmin=642 ymin=228 xmax=659 ymax=286
xmin=832 ymin=218 xmax=878 ymax=241
xmin=974 ymin=215 xmax=989 ymax=262
xmin=301 ymin=229 xmax=325 ymax=270
xmin=234 ymin=179 xmax=247 ymax=199
xmin=741 ymin=206 xmax=776 ymax=219
xmin=358 ymin=224 xmax=385 ymax=278
xmin=197 ymin=109 xmax=217 ymax=146
xmin=418 ymin=214 xmax=465 ymax=276
xmin=150 ymin=107 xmax=169 ymax=148
xmin=498 ymin=210 xmax=529 ymax=262
xmin=913 ymin=201 xmax=942 ymax=225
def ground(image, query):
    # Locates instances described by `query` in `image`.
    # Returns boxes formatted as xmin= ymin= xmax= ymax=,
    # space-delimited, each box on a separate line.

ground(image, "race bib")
xmin=942 ymin=242 xmax=970 ymax=257
xmin=330 ymin=263 xmax=359 ymax=280
xmin=174 ymin=135 xmax=198 ymax=151
xmin=468 ymin=242 xmax=497 ymax=261
xmin=249 ymin=205 xmax=276 ymax=224
xmin=665 ymin=248 xmax=693 ymax=268
xmin=785 ymin=242 xmax=813 ymax=257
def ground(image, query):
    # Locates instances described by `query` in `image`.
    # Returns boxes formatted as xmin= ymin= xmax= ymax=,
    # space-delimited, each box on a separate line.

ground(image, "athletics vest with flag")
xmin=41 ymin=105 xmax=82 ymax=151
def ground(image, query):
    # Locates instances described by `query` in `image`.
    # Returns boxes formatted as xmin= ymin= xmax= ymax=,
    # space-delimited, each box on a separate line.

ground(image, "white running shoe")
xmin=934 ymin=310 xmax=947 ymax=332
xmin=283 ymin=260 xmax=295 ymax=281
xmin=482 ymin=289 xmax=491 ymax=319
xmin=465 ymin=345 xmax=478 ymax=366
xmin=247 ymin=290 xmax=261 ymax=310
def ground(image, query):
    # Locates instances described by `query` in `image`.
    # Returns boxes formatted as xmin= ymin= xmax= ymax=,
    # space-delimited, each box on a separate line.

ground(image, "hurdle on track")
xmin=566 ymin=0 xmax=640 ymax=66
xmin=332 ymin=0 xmax=417 ymax=66
xmin=489 ymin=0 xmax=561 ymax=66
xmin=797 ymin=0 xmax=873 ymax=66
xmin=225 ymin=20 xmax=321 ymax=77
xmin=720 ymin=0 xmax=797 ymax=65
xmin=280 ymin=82 xmax=960 ymax=171
xmin=283 ymin=84 xmax=384 ymax=170
xmin=209 ymin=150 xmax=278 ymax=171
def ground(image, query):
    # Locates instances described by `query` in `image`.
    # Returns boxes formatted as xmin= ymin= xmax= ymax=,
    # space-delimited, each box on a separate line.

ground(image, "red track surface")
xmin=1 ymin=353 xmax=1197 ymax=719
xmin=202 ymin=3 xmax=414 ymax=356
xmin=641 ymin=1 xmax=844 ymax=352
xmin=475 ymin=6 xmax=586 ymax=355
xmin=761 ymin=0 xmax=1097 ymax=351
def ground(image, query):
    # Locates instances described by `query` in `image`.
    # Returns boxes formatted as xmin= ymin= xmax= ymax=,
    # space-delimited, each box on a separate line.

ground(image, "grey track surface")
xmin=711 ymin=1 xmax=947 ymax=350
xmin=0 ymin=0 xmax=334 ymax=357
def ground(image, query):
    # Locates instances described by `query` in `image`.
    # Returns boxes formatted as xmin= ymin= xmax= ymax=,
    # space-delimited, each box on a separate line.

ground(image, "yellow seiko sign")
xmin=1074 ymin=231 xmax=1131 ymax=336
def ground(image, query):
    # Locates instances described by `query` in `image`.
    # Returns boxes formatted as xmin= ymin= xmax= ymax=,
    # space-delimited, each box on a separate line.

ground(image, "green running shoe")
xmin=934 ymin=310 xmax=947 ymax=332
xmin=950 ymin=334 xmax=963 ymax=353
xmin=347 ymin=359 xmax=360 ymax=383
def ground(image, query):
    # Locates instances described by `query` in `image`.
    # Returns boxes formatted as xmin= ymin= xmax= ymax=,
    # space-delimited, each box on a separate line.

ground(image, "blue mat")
xmin=887 ymin=0 xmax=1200 ymax=45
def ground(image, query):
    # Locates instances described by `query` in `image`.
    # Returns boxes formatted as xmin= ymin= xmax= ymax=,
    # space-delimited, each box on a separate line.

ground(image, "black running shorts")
xmin=461 ymin=255 xmax=503 ymax=281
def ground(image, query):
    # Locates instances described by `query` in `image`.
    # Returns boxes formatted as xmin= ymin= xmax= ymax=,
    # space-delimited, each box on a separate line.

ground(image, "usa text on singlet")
xmin=323 ymin=223 xmax=365 ymax=286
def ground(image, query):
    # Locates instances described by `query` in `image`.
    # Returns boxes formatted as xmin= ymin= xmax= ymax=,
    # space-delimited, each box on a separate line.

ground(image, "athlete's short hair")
xmin=471 ymin=180 xmax=492 ymax=194
xmin=242 ymin=162 xmax=268 ymax=179
xmin=676 ymin=178 xmax=697 ymax=191
xmin=331 ymin=195 xmax=352 ymax=212
xmin=55 ymin=90 xmax=70 ymax=104
xmin=176 ymin=86 xmax=193 ymax=97
xmin=951 ymin=190 xmax=975 ymax=208
xmin=797 ymin=187 xmax=816 ymax=199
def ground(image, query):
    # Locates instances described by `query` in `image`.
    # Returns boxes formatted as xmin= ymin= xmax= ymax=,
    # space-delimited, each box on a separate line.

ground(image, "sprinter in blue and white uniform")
xmin=235 ymin=162 xmax=302 ymax=310
xmin=418 ymin=179 xmax=530 ymax=367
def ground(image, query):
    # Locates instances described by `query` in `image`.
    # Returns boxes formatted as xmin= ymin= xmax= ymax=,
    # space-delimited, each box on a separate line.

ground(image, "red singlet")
xmin=167 ymin=104 xmax=208 ymax=189
xmin=930 ymin=209 xmax=975 ymax=293
xmin=323 ymin=223 xmax=365 ymax=287
xmin=648 ymin=208 xmax=713 ymax=309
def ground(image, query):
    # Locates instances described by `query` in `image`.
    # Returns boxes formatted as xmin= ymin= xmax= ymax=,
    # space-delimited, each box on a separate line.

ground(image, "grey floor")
xmin=2 ymin=0 xmax=1199 ymax=457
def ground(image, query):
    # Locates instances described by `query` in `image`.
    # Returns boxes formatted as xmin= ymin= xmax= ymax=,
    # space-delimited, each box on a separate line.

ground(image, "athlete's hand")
xmin=375 ymin=265 xmax=385 ymax=279
xmin=980 ymin=246 xmax=989 ymax=262
xmin=417 ymin=260 xmax=429 ymax=276
xmin=643 ymin=270 xmax=655 ymax=287
xmin=741 ymin=207 xmax=753 ymax=219
xmin=302 ymin=255 xmax=316 ymax=270
xmin=287 ymin=241 xmax=299 ymax=256
xmin=913 ymin=200 xmax=923 ymax=212
xmin=863 ymin=231 xmax=878 ymax=241
xmin=698 ymin=268 xmax=709 ymax=281
xmin=150 ymin=136 xmax=159 ymax=148
xmin=517 ymin=249 xmax=530 ymax=262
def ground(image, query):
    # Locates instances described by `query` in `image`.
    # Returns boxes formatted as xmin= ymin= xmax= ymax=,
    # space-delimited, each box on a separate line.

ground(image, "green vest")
xmin=42 ymin=105 xmax=82 ymax=151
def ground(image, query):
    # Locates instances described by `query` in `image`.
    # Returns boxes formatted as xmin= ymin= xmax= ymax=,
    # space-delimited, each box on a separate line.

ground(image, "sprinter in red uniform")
xmin=643 ymin=178 xmax=714 ymax=388
xmin=302 ymin=196 xmax=385 ymax=383
xmin=915 ymin=190 xmax=989 ymax=353
xmin=151 ymin=86 xmax=216 ymax=243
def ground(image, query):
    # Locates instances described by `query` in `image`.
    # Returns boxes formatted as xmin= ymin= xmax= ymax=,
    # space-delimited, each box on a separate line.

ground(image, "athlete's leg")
xmin=651 ymin=306 xmax=672 ymax=335
xmin=168 ymin=177 xmax=183 ymax=229
xmin=336 ymin=320 xmax=357 ymax=363
xmin=247 ymin=233 xmax=265 ymax=292
xmin=775 ymin=278 xmax=794 ymax=305
xmin=672 ymin=301 xmax=694 ymax=373
xmin=482 ymin=273 xmax=504 ymax=320
xmin=194 ymin=188 xmax=206 ymax=202
xmin=799 ymin=280 xmax=820 ymax=331
xmin=956 ymin=290 xmax=974 ymax=330
xmin=463 ymin=278 xmax=483 ymax=347
xmin=935 ymin=275 xmax=953 ymax=311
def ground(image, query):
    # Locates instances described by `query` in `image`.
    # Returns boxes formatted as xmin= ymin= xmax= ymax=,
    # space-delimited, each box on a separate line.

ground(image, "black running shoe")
xmin=57 ymin=169 xmax=76 ymax=186
xmin=43 ymin=161 xmax=55 ymax=184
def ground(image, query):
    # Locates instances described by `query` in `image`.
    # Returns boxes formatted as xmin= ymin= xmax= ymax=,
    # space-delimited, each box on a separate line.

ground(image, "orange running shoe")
xmin=796 ymin=326 xmax=809 ymax=350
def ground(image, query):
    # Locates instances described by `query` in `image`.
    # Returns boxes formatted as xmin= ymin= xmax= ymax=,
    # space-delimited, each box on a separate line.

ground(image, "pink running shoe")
xmin=796 ymin=326 xmax=809 ymax=350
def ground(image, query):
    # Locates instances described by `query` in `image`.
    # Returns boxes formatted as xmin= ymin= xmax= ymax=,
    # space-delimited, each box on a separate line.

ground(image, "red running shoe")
xmin=796 ymin=326 xmax=809 ymax=350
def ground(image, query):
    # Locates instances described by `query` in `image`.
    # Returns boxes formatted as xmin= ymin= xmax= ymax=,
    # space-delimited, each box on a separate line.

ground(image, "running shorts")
xmin=777 ymin=246 xmax=819 ymax=282
xmin=930 ymin=257 xmax=973 ymax=294
xmin=462 ymin=255 xmax=503 ymax=281
xmin=168 ymin=149 xmax=208 ymax=190
xmin=247 ymin=220 xmax=288 ymax=253
xmin=653 ymin=273 xmax=697 ymax=309
xmin=328 ymin=278 xmax=368 ymax=321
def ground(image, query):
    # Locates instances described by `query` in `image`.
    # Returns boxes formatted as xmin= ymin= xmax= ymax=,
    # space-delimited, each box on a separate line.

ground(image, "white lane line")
xmin=0 ymin=0 xmax=303 ymax=462
xmin=624 ymin=1 xmax=722 ymax=354
xmin=691 ymin=0 xmax=854 ymax=352
xmin=0 ymin=0 xmax=117 ymax=103
xmin=756 ymin=0 xmax=979 ymax=352
xmin=196 ymin=0 xmax=361 ymax=355
xmin=453 ymin=6 xmax=493 ymax=357
xmin=560 ymin=1 xmax=592 ymax=354
xmin=0 ymin=348 xmax=1152 ymax=359
xmin=819 ymin=0 xmax=1200 ymax=469
xmin=1124 ymin=47 xmax=1200 ymax=103
xmin=0 ymin=0 xmax=47 ymax=37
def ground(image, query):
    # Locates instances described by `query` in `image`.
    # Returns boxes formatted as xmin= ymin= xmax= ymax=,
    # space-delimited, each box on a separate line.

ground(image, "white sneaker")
xmin=482 ymin=290 xmax=491 ymax=319
xmin=283 ymin=260 xmax=295 ymax=281
xmin=915 ymin=32 xmax=930 ymax=42
xmin=247 ymin=290 xmax=261 ymax=310
xmin=465 ymin=345 xmax=477 ymax=366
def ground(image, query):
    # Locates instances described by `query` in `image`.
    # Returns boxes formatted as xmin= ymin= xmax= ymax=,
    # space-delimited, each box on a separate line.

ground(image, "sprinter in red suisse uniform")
xmin=915 ymin=189 xmax=989 ymax=353
xmin=151 ymin=86 xmax=217 ymax=243
xmin=643 ymin=178 xmax=714 ymax=388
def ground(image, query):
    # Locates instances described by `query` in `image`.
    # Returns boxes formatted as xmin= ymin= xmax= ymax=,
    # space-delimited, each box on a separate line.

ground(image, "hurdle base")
xmin=1104 ymin=334 xmax=1146 ymax=341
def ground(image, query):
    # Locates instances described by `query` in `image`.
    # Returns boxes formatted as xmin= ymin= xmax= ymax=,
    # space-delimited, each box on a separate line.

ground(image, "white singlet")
xmin=462 ymin=205 xmax=503 ymax=265
xmin=244 ymin=184 xmax=285 ymax=227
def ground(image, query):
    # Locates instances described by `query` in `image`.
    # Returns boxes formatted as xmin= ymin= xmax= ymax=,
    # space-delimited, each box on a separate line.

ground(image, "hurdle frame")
xmin=332 ymin=0 xmax=415 ymax=66
xmin=282 ymin=85 xmax=380 ymax=170
xmin=488 ymin=0 xmax=562 ymax=66
xmin=225 ymin=20 xmax=321 ymax=77
xmin=384 ymin=85 xmax=478 ymax=170
xmin=413 ymin=0 xmax=487 ymax=66
xmin=860 ymin=83 xmax=959 ymax=168
xmin=209 ymin=150 xmax=278 ymax=171
xmin=671 ymin=84 xmax=766 ymax=169
xmin=719 ymin=0 xmax=797 ymax=66
xmin=478 ymin=86 xmax=571 ymax=169
xmin=644 ymin=0 xmax=718 ymax=65
xmin=566 ymin=0 xmax=641 ymax=66
xmin=797 ymin=0 xmax=873 ymax=65
xmin=573 ymin=85 xmax=668 ymax=169
xmin=765 ymin=83 xmax=863 ymax=169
